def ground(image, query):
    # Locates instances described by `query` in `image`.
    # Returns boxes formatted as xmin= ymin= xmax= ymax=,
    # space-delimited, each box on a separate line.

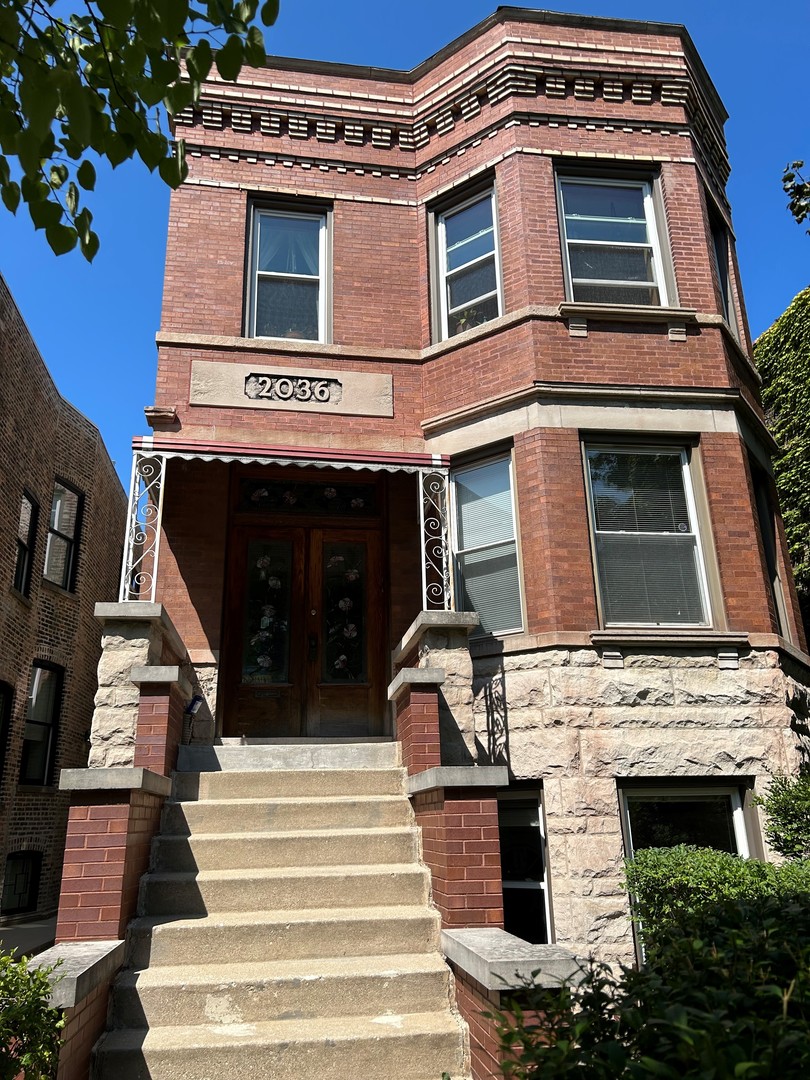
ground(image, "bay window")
xmin=452 ymin=456 xmax=522 ymax=634
xmin=558 ymin=177 xmax=670 ymax=306
xmin=585 ymin=446 xmax=711 ymax=626
xmin=436 ymin=190 xmax=502 ymax=339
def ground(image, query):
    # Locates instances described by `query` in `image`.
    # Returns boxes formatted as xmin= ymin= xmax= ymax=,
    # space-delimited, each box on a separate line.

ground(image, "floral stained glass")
xmin=241 ymin=541 xmax=292 ymax=684
xmin=239 ymin=479 xmax=376 ymax=516
xmin=322 ymin=542 xmax=366 ymax=683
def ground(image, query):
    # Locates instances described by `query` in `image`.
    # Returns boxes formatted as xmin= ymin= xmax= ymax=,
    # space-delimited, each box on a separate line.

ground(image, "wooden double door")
xmin=223 ymin=523 xmax=385 ymax=738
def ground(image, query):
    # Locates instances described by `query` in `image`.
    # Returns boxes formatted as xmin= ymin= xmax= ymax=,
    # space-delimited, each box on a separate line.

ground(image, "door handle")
xmin=308 ymin=634 xmax=318 ymax=660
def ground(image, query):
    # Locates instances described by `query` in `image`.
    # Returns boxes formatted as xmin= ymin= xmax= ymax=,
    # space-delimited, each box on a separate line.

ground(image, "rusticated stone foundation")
xmin=468 ymin=639 xmax=810 ymax=962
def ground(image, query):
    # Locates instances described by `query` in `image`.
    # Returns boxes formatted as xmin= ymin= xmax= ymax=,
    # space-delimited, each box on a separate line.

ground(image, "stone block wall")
xmin=470 ymin=640 xmax=810 ymax=960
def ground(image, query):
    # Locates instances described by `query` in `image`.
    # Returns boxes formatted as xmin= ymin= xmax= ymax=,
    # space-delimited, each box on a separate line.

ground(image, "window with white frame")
xmin=620 ymin=786 xmax=750 ymax=858
xmin=452 ymin=457 xmax=522 ymax=634
xmin=43 ymin=481 xmax=81 ymax=591
xmin=437 ymin=190 xmax=502 ymax=339
xmin=498 ymin=792 xmax=551 ymax=944
xmin=585 ymin=447 xmax=711 ymax=626
xmin=248 ymin=208 xmax=328 ymax=342
xmin=558 ymin=177 xmax=670 ymax=306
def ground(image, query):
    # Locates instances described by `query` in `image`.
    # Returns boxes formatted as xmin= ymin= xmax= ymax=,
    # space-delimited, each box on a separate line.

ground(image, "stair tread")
xmin=145 ymin=862 xmax=425 ymax=883
xmin=157 ymin=825 xmax=417 ymax=842
xmin=132 ymin=904 xmax=437 ymax=932
xmin=99 ymin=1009 xmax=463 ymax=1048
xmin=168 ymin=794 xmax=407 ymax=807
xmin=118 ymin=952 xmax=449 ymax=987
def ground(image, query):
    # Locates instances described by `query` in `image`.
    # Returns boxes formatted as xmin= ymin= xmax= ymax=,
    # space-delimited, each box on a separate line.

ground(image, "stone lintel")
xmin=591 ymin=629 xmax=749 ymax=650
xmin=441 ymin=927 xmax=581 ymax=990
xmin=387 ymin=666 xmax=446 ymax=702
xmin=130 ymin=664 xmax=181 ymax=686
xmin=393 ymin=611 xmax=480 ymax=665
xmin=59 ymin=767 xmax=173 ymax=798
xmin=407 ymin=765 xmax=508 ymax=795
xmin=94 ymin=602 xmax=186 ymax=663
xmin=31 ymin=940 xmax=125 ymax=1010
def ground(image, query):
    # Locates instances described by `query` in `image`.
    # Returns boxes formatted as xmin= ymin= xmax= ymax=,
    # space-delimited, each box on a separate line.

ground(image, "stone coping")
xmin=130 ymin=664 xmax=181 ymax=685
xmin=59 ymin=767 xmax=173 ymax=798
xmin=387 ymin=666 xmax=445 ymax=702
xmin=407 ymin=765 xmax=508 ymax=795
xmin=441 ymin=928 xmax=581 ymax=991
xmin=31 ymin=940 xmax=125 ymax=1010
xmin=392 ymin=611 xmax=480 ymax=665
xmin=94 ymin=601 xmax=186 ymax=664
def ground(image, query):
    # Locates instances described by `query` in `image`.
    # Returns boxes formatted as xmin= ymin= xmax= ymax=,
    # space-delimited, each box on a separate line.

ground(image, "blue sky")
xmin=1 ymin=1 xmax=807 ymax=486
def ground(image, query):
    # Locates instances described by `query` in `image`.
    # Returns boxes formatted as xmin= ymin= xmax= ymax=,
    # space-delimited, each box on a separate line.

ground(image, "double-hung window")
xmin=13 ymin=491 xmax=38 ymax=596
xmin=585 ymin=447 xmax=711 ymax=626
xmin=498 ymin=792 xmax=551 ymax=944
xmin=558 ymin=177 xmax=669 ymax=306
xmin=248 ymin=208 xmax=328 ymax=342
xmin=452 ymin=457 xmax=522 ymax=634
xmin=43 ymin=481 xmax=82 ymax=590
xmin=437 ymin=190 xmax=502 ymax=339
xmin=19 ymin=662 xmax=62 ymax=786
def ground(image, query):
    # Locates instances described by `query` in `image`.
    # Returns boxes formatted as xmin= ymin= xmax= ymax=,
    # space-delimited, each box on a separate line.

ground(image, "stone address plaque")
xmin=245 ymin=373 xmax=343 ymax=405
xmin=190 ymin=360 xmax=393 ymax=418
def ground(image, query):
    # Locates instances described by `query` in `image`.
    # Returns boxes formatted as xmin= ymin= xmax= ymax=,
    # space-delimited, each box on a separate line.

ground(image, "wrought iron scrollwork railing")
xmin=119 ymin=452 xmax=166 ymax=602
xmin=418 ymin=468 xmax=454 ymax=611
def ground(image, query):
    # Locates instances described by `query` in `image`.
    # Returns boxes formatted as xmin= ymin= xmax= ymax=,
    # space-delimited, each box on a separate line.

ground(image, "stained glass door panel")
xmin=225 ymin=528 xmax=305 ymax=738
xmin=308 ymin=530 xmax=384 ymax=738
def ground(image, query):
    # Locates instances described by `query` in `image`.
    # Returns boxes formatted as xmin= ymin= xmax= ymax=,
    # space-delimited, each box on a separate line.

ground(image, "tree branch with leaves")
xmin=783 ymin=160 xmax=810 ymax=234
xmin=0 ymin=0 xmax=279 ymax=259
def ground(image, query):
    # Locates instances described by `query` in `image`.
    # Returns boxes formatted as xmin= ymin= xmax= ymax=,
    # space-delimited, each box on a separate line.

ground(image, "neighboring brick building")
xmin=0 ymin=275 xmax=126 ymax=941
xmin=47 ymin=8 xmax=810 ymax=1080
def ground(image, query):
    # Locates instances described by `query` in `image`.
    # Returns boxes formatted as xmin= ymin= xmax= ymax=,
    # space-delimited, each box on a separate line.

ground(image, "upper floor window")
xmin=437 ymin=190 xmax=502 ymax=339
xmin=452 ymin=456 xmax=522 ymax=634
xmin=19 ymin=662 xmax=63 ymax=786
xmin=558 ymin=177 xmax=670 ymax=306
xmin=13 ymin=491 xmax=38 ymax=596
xmin=43 ymin=481 xmax=82 ymax=590
xmin=248 ymin=208 xmax=328 ymax=342
xmin=585 ymin=446 xmax=711 ymax=626
xmin=708 ymin=204 xmax=739 ymax=337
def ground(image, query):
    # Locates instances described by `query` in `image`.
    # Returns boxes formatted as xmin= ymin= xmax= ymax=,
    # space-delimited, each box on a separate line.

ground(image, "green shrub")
xmin=0 ymin=952 xmax=64 ymax=1080
xmin=623 ymin=844 xmax=810 ymax=949
xmin=757 ymin=774 xmax=810 ymax=860
xmin=492 ymin=893 xmax=810 ymax=1079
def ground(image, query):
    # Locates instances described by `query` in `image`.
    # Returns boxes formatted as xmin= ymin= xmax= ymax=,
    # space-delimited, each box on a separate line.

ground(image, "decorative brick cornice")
xmin=176 ymin=54 xmax=729 ymax=190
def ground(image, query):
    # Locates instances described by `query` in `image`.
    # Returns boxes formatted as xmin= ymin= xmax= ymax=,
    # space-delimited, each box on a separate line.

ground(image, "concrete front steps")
xmin=93 ymin=740 xmax=470 ymax=1080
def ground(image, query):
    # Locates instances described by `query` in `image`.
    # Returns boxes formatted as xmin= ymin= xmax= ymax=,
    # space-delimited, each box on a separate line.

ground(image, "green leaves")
xmin=783 ymin=161 xmax=809 ymax=233
xmin=0 ymin=0 xmax=278 ymax=259
xmin=0 ymin=952 xmax=65 ymax=1080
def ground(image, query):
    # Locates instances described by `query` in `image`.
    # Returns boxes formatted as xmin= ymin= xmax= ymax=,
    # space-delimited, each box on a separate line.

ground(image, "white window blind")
xmin=453 ymin=458 xmax=522 ymax=634
xmin=586 ymin=449 xmax=709 ymax=626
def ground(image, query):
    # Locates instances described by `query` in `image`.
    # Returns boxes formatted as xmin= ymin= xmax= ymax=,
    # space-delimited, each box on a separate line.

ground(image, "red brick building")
xmin=0 ymin=274 xmax=126 ymax=944
xmin=47 ymin=9 xmax=810 ymax=1080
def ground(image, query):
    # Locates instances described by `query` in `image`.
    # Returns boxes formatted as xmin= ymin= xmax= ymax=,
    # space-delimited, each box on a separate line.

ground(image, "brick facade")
xmin=0 ymin=275 xmax=126 ymax=928
xmin=48 ymin=11 xmax=810 ymax=1079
